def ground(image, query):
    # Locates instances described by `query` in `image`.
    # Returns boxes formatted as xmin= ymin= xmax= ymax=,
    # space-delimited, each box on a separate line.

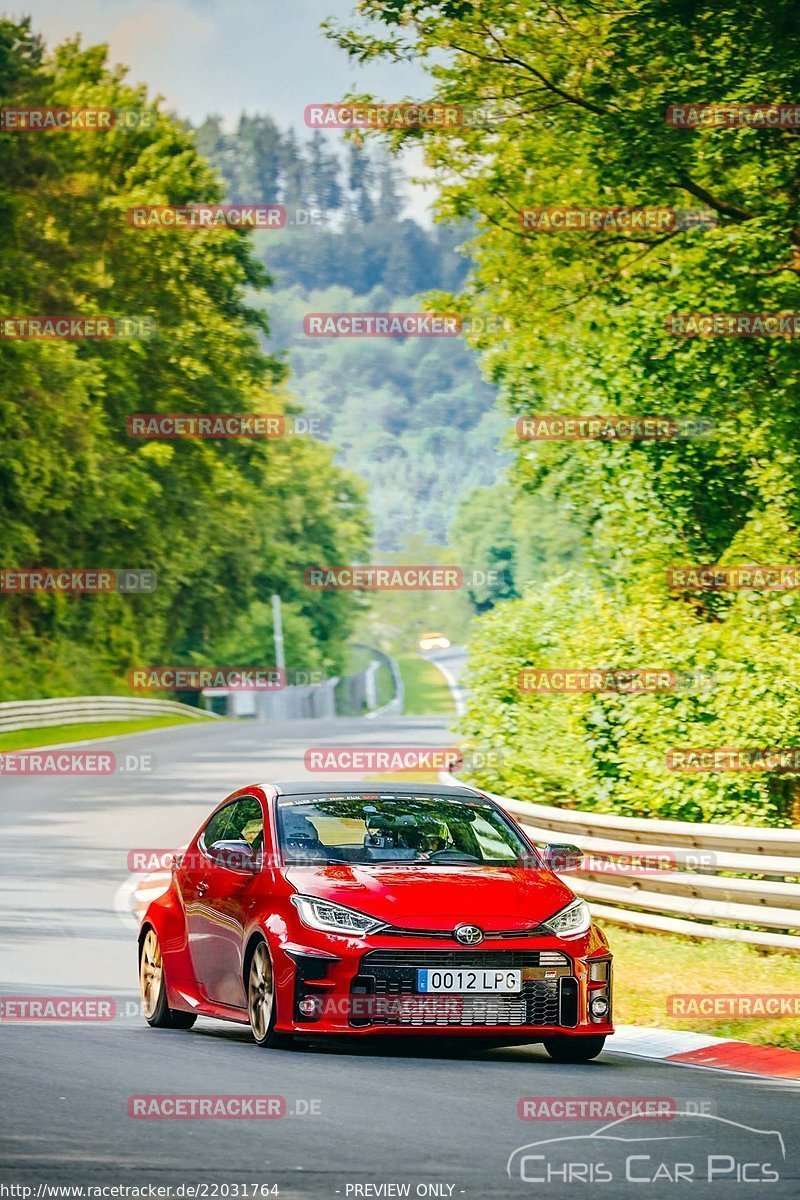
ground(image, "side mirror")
xmin=542 ymin=843 xmax=583 ymax=874
xmin=210 ymin=839 xmax=260 ymax=873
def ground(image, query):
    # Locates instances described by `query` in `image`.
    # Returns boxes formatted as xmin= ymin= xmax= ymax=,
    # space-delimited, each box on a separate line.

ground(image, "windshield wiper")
xmin=285 ymin=856 xmax=351 ymax=865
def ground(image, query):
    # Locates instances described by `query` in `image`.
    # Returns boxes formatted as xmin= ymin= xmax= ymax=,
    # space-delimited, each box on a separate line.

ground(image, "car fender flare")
xmin=243 ymin=927 xmax=293 ymax=1030
xmin=141 ymin=884 xmax=186 ymax=952
xmin=139 ymin=887 xmax=195 ymax=1009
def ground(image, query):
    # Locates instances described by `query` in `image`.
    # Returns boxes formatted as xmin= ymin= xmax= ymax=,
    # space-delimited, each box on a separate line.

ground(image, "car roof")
xmin=269 ymin=779 xmax=486 ymax=799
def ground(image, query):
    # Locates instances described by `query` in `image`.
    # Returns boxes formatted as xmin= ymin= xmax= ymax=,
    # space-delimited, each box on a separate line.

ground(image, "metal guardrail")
xmin=351 ymin=644 xmax=404 ymax=717
xmin=0 ymin=695 xmax=219 ymax=733
xmin=489 ymin=792 xmax=800 ymax=952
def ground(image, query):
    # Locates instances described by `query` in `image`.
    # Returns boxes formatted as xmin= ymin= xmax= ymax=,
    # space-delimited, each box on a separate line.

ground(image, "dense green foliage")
xmin=265 ymin=285 xmax=505 ymax=548
xmin=195 ymin=114 xmax=508 ymax=551
xmin=331 ymin=0 xmax=800 ymax=824
xmin=449 ymin=481 xmax=583 ymax=610
xmin=0 ymin=20 xmax=369 ymax=699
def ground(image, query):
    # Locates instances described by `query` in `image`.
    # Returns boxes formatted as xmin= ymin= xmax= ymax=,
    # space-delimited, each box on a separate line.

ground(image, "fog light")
xmin=298 ymin=996 xmax=320 ymax=1017
xmin=590 ymin=994 xmax=609 ymax=1018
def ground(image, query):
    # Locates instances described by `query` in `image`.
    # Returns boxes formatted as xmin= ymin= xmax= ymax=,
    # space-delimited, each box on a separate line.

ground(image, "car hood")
xmin=284 ymin=862 xmax=575 ymax=932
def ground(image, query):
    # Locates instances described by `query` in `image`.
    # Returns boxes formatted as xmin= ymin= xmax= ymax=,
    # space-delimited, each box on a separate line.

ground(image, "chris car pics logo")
xmin=507 ymin=1112 xmax=784 ymax=1185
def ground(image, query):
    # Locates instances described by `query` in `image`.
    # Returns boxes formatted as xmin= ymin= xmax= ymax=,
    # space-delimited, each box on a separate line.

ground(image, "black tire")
xmin=543 ymin=1035 xmax=606 ymax=1063
xmin=139 ymin=927 xmax=197 ymax=1030
xmin=246 ymin=938 xmax=293 ymax=1049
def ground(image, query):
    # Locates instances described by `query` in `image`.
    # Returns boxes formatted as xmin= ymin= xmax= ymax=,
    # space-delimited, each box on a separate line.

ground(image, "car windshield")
xmin=277 ymin=793 xmax=533 ymax=866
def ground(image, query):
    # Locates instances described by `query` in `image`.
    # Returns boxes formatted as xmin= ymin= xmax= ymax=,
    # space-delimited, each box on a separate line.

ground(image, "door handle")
xmin=197 ymin=880 xmax=209 ymax=896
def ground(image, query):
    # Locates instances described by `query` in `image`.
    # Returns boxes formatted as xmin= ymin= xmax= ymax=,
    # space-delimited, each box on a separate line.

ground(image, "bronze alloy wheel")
xmin=139 ymin=927 xmax=196 ymax=1030
xmin=139 ymin=928 xmax=163 ymax=1020
xmin=248 ymin=941 xmax=274 ymax=1042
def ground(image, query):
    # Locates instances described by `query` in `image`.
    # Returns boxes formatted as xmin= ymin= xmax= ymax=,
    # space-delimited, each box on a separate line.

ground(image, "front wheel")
xmin=139 ymin=927 xmax=196 ymax=1030
xmin=543 ymin=1035 xmax=606 ymax=1063
xmin=246 ymin=939 xmax=292 ymax=1049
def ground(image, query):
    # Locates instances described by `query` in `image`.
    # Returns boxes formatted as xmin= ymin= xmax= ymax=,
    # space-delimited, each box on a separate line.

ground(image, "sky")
xmin=18 ymin=0 xmax=436 ymax=215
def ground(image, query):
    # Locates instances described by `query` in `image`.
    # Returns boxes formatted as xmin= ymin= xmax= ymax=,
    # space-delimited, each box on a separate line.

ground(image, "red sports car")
xmin=138 ymin=780 xmax=613 ymax=1061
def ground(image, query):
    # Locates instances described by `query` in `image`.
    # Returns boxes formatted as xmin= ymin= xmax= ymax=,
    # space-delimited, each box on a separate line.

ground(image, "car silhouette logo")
xmin=454 ymin=924 xmax=484 ymax=945
xmin=507 ymin=1112 xmax=786 ymax=1182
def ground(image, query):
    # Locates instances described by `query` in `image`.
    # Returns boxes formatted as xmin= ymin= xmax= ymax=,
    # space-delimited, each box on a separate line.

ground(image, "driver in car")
xmin=393 ymin=817 xmax=452 ymax=857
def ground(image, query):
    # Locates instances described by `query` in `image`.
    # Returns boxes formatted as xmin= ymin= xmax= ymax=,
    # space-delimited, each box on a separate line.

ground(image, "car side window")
xmin=201 ymin=796 xmax=265 ymax=868
xmin=225 ymin=797 xmax=264 ymax=845
xmin=202 ymin=804 xmax=235 ymax=850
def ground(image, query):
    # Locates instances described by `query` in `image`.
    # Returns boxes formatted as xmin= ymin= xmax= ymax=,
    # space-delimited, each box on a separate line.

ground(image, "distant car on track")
xmin=418 ymin=632 xmax=451 ymax=652
xmin=138 ymin=780 xmax=613 ymax=1060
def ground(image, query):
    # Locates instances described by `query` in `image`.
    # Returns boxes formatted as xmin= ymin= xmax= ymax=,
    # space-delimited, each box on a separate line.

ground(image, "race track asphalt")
xmin=1 ymin=715 xmax=797 ymax=1197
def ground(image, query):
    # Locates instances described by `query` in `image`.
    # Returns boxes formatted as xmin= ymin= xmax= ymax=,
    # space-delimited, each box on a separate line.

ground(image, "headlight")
xmin=544 ymin=898 xmax=591 ymax=938
xmin=291 ymin=895 xmax=384 ymax=935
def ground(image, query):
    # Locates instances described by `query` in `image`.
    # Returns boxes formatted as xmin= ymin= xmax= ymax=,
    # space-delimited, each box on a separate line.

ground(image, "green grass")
xmin=343 ymin=646 xmax=376 ymax=676
xmin=397 ymin=653 xmax=456 ymax=716
xmin=374 ymin=661 xmax=396 ymax=708
xmin=0 ymin=713 xmax=216 ymax=752
xmin=602 ymin=922 xmax=800 ymax=1050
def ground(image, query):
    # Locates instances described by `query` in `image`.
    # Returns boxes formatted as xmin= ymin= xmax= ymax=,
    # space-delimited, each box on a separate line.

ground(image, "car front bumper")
xmin=272 ymin=924 xmax=614 ymax=1039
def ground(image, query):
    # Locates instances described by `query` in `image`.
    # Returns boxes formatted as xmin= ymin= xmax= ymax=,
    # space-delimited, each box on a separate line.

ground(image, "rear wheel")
xmin=543 ymin=1035 xmax=606 ymax=1063
xmin=139 ymin=927 xmax=196 ymax=1030
xmin=247 ymin=939 xmax=292 ymax=1049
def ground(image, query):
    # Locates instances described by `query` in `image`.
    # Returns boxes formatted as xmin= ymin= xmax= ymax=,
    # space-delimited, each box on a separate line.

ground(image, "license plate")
xmin=417 ymin=968 xmax=522 ymax=994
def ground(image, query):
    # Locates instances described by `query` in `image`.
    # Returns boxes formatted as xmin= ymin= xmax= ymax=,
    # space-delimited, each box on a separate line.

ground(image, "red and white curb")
xmin=611 ymin=1024 xmax=800 ymax=1080
xmin=113 ymin=861 xmax=176 ymax=932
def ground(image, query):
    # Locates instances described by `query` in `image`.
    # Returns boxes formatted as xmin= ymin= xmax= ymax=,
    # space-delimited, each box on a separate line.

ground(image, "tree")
xmin=279 ymin=128 xmax=308 ymax=209
xmin=346 ymin=141 xmax=374 ymax=222
xmin=0 ymin=19 xmax=370 ymax=698
xmin=307 ymin=130 xmax=342 ymax=210
xmin=325 ymin=0 xmax=800 ymax=825
xmin=234 ymin=113 xmax=283 ymax=203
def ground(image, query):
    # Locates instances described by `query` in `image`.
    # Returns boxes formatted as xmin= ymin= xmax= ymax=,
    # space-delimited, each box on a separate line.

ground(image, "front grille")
xmin=381 ymin=924 xmax=552 ymax=940
xmin=351 ymin=949 xmax=574 ymax=1028
xmin=362 ymin=949 xmax=569 ymax=969
xmin=365 ymin=990 xmax=556 ymax=1027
